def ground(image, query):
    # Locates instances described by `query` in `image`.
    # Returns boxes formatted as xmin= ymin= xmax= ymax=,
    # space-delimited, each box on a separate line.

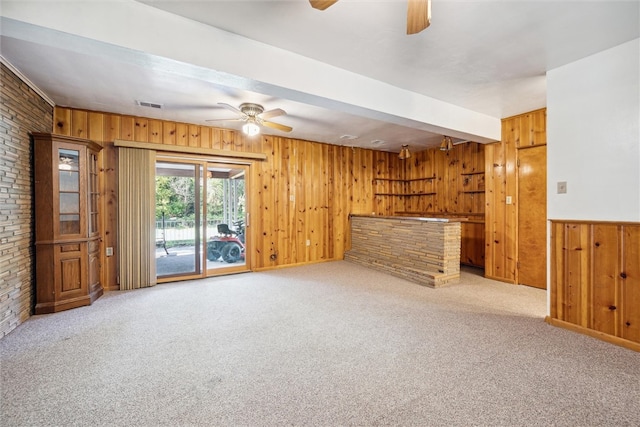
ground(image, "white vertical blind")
xmin=118 ymin=147 xmax=156 ymax=290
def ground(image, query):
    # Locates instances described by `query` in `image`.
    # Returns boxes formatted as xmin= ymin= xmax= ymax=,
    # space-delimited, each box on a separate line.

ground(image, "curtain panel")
xmin=118 ymin=147 xmax=156 ymax=290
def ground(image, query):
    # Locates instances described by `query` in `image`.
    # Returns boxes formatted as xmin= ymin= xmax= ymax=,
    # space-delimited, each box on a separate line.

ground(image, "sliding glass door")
xmin=155 ymin=158 xmax=249 ymax=281
xmin=205 ymin=164 xmax=248 ymax=274
xmin=155 ymin=161 xmax=202 ymax=278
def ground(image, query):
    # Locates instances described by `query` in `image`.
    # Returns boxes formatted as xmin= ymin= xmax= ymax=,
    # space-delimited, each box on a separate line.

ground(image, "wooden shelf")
xmin=460 ymin=171 xmax=485 ymax=176
xmin=406 ymin=176 xmax=436 ymax=181
xmin=460 ymin=190 xmax=485 ymax=194
xmin=374 ymin=176 xmax=435 ymax=182
xmin=375 ymin=192 xmax=436 ymax=196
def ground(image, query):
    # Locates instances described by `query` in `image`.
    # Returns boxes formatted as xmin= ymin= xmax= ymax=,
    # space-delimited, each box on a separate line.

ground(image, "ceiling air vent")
xmin=136 ymin=100 xmax=163 ymax=109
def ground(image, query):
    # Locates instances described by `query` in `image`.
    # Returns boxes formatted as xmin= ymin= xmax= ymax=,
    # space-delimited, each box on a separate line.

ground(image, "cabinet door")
xmin=88 ymin=150 xmax=100 ymax=238
xmin=460 ymin=222 xmax=485 ymax=267
xmin=88 ymin=239 xmax=101 ymax=295
xmin=517 ymin=145 xmax=547 ymax=289
xmin=56 ymin=243 xmax=87 ymax=299
xmin=55 ymin=142 xmax=87 ymax=238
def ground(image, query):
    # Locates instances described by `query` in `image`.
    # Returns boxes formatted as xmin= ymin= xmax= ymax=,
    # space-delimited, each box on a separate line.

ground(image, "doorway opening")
xmin=155 ymin=159 xmax=249 ymax=281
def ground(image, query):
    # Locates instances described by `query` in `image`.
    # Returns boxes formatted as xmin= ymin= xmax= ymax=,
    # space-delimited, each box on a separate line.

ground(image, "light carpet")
xmin=1 ymin=261 xmax=639 ymax=426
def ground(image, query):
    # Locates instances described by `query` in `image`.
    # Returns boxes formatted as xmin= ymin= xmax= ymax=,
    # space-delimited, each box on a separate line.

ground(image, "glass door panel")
xmin=155 ymin=161 xmax=202 ymax=278
xmin=58 ymin=148 xmax=81 ymax=235
xmin=205 ymin=164 xmax=249 ymax=275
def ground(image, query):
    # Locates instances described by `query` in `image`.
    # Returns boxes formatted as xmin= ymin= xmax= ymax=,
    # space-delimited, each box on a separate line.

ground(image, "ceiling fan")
xmin=206 ymin=103 xmax=293 ymax=136
xmin=309 ymin=0 xmax=431 ymax=35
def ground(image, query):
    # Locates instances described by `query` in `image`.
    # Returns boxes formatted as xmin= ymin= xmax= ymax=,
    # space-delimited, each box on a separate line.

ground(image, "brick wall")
xmin=0 ymin=62 xmax=53 ymax=337
xmin=345 ymin=215 xmax=461 ymax=288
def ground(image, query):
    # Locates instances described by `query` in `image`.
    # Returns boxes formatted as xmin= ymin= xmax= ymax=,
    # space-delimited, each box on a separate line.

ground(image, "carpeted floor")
xmin=1 ymin=261 xmax=639 ymax=426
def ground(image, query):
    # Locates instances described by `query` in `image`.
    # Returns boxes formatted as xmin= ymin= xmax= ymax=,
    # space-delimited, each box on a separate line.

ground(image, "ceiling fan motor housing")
xmin=239 ymin=103 xmax=264 ymax=117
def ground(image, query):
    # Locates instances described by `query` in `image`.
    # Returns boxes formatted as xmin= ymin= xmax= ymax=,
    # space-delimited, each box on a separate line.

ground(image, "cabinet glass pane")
xmin=59 ymin=171 xmax=80 ymax=192
xmin=59 ymin=148 xmax=80 ymax=192
xmin=60 ymin=193 xmax=80 ymax=214
xmin=90 ymin=213 xmax=98 ymax=234
xmin=60 ymin=214 xmax=80 ymax=234
xmin=59 ymin=149 xmax=79 ymax=171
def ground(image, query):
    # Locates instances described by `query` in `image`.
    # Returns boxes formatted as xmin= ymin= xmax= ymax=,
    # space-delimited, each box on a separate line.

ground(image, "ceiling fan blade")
xmin=262 ymin=120 xmax=292 ymax=133
xmin=309 ymin=0 xmax=338 ymax=11
xmin=205 ymin=118 xmax=244 ymax=123
xmin=407 ymin=0 xmax=431 ymax=35
xmin=217 ymin=102 xmax=246 ymax=117
xmin=259 ymin=108 xmax=286 ymax=120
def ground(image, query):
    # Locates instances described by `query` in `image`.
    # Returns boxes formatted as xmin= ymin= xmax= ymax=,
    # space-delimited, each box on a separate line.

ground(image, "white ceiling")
xmin=1 ymin=0 xmax=638 ymax=153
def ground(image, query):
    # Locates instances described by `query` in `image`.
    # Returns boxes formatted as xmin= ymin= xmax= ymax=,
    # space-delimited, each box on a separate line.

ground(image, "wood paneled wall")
xmin=393 ymin=142 xmax=485 ymax=216
xmin=52 ymin=107 xmax=395 ymax=287
xmin=549 ymin=220 xmax=640 ymax=352
xmin=387 ymin=142 xmax=486 ymax=267
xmin=485 ymin=108 xmax=546 ymax=283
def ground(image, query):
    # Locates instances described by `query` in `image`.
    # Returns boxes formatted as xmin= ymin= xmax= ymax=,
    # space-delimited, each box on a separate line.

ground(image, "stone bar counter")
xmin=345 ymin=214 xmax=461 ymax=288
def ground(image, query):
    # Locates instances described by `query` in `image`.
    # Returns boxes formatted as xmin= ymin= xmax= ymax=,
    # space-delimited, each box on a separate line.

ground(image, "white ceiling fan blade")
xmin=205 ymin=118 xmax=244 ymax=123
xmin=259 ymin=108 xmax=286 ymax=120
xmin=407 ymin=0 xmax=431 ymax=35
xmin=217 ymin=102 xmax=247 ymax=119
xmin=262 ymin=120 xmax=292 ymax=133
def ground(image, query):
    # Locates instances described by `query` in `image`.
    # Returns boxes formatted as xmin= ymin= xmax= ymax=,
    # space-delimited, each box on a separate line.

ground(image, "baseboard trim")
xmin=252 ymin=258 xmax=340 ymax=272
xmin=545 ymin=316 xmax=640 ymax=353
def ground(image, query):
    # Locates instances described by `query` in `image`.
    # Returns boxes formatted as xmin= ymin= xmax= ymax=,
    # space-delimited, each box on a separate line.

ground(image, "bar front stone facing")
xmin=345 ymin=215 xmax=461 ymax=288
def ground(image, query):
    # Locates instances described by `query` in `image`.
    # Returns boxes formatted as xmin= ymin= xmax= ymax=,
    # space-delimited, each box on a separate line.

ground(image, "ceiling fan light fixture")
xmin=242 ymin=122 xmax=260 ymax=136
xmin=399 ymin=145 xmax=411 ymax=160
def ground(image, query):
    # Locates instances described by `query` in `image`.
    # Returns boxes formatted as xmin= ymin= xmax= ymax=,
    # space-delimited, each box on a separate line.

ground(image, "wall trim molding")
xmin=0 ymin=55 xmax=55 ymax=107
xmin=114 ymin=139 xmax=267 ymax=161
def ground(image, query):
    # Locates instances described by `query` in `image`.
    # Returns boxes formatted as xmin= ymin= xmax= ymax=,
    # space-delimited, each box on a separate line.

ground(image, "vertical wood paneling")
xmin=188 ymin=125 xmax=200 ymax=147
xmin=54 ymin=107 xmax=492 ymax=285
xmin=550 ymin=220 xmax=640 ymax=350
xmin=175 ymin=123 xmax=188 ymax=146
xmin=134 ymin=118 xmax=148 ymax=141
xmin=485 ymin=109 xmax=545 ymax=283
xmin=104 ymin=114 xmax=121 ymax=141
xmin=163 ymin=122 xmax=176 ymax=145
xmin=120 ymin=116 xmax=135 ymax=141
xmin=88 ymin=112 xmax=104 ymax=142
xmin=71 ymin=110 xmax=88 ymax=138
xmin=519 ymin=109 xmax=547 ymax=147
xmin=550 ymin=221 xmax=564 ymax=319
xmin=54 ymin=108 xmax=71 ymax=136
xmin=621 ymin=225 xmax=640 ymax=343
xmin=563 ymin=223 xmax=589 ymax=326
xmin=591 ymin=224 xmax=619 ymax=335
xmin=148 ymin=119 xmax=162 ymax=144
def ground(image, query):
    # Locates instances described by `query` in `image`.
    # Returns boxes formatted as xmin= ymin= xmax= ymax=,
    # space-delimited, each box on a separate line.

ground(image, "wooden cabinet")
xmin=33 ymin=133 xmax=103 ymax=314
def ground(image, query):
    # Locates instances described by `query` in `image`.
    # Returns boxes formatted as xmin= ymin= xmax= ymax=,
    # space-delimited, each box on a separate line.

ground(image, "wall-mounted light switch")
xmin=557 ymin=181 xmax=567 ymax=194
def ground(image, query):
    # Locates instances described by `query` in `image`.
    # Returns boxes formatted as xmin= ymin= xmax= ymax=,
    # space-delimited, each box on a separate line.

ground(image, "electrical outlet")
xmin=289 ymin=195 xmax=295 ymax=202
xmin=106 ymin=247 xmax=113 ymax=256
xmin=557 ymin=181 xmax=567 ymax=194
xmin=506 ymin=196 xmax=512 ymax=205
xmin=306 ymin=239 xmax=311 ymax=246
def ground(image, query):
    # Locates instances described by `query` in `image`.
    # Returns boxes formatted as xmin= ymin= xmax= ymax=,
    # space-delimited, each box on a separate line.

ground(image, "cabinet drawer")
xmin=60 ymin=244 xmax=81 ymax=252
